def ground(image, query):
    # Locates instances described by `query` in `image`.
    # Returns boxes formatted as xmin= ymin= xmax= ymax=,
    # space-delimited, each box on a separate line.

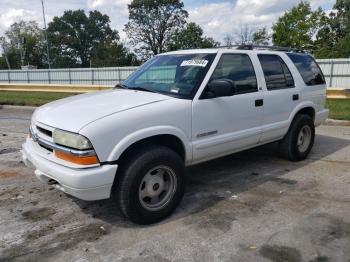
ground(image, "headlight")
xmin=53 ymin=129 xmax=92 ymax=150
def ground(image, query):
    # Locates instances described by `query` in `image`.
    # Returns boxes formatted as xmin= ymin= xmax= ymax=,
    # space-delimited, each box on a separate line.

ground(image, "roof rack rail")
xmin=217 ymin=44 xmax=305 ymax=53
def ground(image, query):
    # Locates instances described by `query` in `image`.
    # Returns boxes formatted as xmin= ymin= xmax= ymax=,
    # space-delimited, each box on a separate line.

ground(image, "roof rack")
xmin=217 ymin=44 xmax=305 ymax=53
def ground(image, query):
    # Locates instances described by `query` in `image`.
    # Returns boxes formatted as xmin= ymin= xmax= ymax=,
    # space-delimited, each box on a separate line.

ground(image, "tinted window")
xmin=258 ymin=54 xmax=295 ymax=90
xmin=287 ymin=53 xmax=325 ymax=86
xmin=210 ymin=54 xmax=258 ymax=94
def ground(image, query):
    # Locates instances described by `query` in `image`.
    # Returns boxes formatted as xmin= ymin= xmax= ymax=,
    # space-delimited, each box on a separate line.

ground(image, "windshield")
xmin=122 ymin=53 xmax=216 ymax=99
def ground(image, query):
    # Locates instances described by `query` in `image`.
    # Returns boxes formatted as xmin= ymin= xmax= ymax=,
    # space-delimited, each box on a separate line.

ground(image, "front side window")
xmin=258 ymin=54 xmax=295 ymax=90
xmin=209 ymin=54 xmax=258 ymax=94
xmin=287 ymin=53 xmax=325 ymax=86
xmin=123 ymin=53 xmax=216 ymax=99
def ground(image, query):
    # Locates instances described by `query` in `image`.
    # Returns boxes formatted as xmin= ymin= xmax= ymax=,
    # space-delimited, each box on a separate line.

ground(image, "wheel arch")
xmin=107 ymin=126 xmax=192 ymax=164
xmin=289 ymin=102 xmax=316 ymax=125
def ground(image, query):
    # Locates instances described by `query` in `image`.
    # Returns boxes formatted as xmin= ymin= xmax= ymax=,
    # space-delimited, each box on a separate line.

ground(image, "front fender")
xmin=107 ymin=126 xmax=192 ymax=164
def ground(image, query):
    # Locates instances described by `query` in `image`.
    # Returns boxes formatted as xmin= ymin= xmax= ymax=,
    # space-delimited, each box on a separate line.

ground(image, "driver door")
xmin=192 ymin=53 xmax=264 ymax=163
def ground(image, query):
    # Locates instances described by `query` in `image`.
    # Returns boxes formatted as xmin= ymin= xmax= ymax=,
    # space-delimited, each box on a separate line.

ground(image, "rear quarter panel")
xmin=283 ymin=54 xmax=327 ymax=114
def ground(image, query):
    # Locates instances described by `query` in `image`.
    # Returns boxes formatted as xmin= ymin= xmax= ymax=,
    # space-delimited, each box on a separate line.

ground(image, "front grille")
xmin=36 ymin=126 xmax=52 ymax=137
xmin=39 ymin=143 xmax=53 ymax=152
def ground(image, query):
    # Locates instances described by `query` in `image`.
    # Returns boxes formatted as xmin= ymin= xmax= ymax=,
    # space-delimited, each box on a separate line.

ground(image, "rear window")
xmin=287 ymin=53 xmax=325 ymax=86
xmin=258 ymin=54 xmax=295 ymax=90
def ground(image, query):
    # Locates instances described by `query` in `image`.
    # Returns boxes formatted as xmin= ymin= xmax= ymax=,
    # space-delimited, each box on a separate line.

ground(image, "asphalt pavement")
xmin=0 ymin=106 xmax=350 ymax=262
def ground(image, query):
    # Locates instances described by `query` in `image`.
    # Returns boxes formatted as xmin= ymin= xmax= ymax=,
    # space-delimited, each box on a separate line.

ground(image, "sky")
xmin=0 ymin=0 xmax=336 ymax=43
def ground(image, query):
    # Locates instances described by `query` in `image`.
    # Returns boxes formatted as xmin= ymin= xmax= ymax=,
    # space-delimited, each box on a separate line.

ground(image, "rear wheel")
xmin=279 ymin=114 xmax=315 ymax=161
xmin=113 ymin=146 xmax=185 ymax=224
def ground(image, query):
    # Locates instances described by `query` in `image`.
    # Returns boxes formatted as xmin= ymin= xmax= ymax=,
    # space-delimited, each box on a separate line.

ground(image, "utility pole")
xmin=41 ymin=0 xmax=51 ymax=69
xmin=20 ymin=36 xmax=26 ymax=67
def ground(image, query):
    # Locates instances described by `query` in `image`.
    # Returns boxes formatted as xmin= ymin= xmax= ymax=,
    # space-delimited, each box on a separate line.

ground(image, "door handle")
xmin=255 ymin=99 xmax=263 ymax=107
xmin=293 ymin=94 xmax=299 ymax=101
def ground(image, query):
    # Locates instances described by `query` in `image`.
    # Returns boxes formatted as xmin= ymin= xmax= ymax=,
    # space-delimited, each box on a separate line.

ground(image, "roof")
xmin=160 ymin=45 xmax=306 ymax=56
xmin=160 ymin=49 xmax=219 ymax=55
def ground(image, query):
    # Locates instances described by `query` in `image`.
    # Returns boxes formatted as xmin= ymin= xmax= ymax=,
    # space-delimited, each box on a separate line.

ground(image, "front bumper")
xmin=22 ymin=138 xmax=118 ymax=201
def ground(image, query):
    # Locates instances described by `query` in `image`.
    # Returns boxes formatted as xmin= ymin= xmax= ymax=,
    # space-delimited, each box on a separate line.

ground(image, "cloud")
xmin=86 ymin=0 xmax=132 ymax=40
xmin=188 ymin=1 xmax=277 ymax=41
xmin=188 ymin=0 xmax=335 ymax=42
xmin=0 ymin=0 xmax=335 ymax=46
xmin=87 ymin=0 xmax=131 ymax=8
xmin=0 ymin=8 xmax=40 ymax=35
xmin=0 ymin=0 xmax=85 ymax=37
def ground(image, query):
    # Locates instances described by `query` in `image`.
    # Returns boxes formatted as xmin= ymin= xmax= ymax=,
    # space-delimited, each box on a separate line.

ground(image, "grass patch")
xmin=0 ymin=91 xmax=76 ymax=106
xmin=326 ymin=99 xmax=350 ymax=121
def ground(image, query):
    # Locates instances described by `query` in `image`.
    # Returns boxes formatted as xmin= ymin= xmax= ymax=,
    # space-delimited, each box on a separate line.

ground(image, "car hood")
xmin=33 ymin=89 xmax=172 ymax=133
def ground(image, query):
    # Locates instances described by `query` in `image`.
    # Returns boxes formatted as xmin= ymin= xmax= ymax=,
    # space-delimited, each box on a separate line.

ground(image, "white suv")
xmin=22 ymin=47 xmax=329 ymax=224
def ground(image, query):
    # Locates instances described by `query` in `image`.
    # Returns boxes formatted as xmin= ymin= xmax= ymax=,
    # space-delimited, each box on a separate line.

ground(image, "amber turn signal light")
xmin=55 ymin=150 xmax=99 ymax=165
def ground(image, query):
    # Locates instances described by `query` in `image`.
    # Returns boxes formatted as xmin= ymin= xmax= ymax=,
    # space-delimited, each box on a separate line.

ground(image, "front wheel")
xmin=113 ymin=146 xmax=185 ymax=224
xmin=279 ymin=114 xmax=315 ymax=161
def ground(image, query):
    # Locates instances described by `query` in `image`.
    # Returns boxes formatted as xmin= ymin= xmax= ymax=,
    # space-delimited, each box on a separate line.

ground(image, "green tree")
xmin=91 ymin=44 xmax=139 ymax=67
xmin=0 ymin=21 xmax=44 ymax=69
xmin=315 ymin=0 xmax=350 ymax=58
xmin=0 ymin=37 xmax=12 ymax=69
xmin=332 ymin=0 xmax=350 ymax=38
xmin=253 ymin=27 xmax=270 ymax=45
xmin=48 ymin=10 xmax=133 ymax=68
xmin=272 ymin=1 xmax=325 ymax=51
xmin=0 ymin=56 xmax=8 ymax=69
xmin=167 ymin=22 xmax=219 ymax=51
xmin=334 ymin=36 xmax=350 ymax=58
xmin=0 ymin=49 xmax=21 ymax=69
xmin=125 ymin=0 xmax=188 ymax=57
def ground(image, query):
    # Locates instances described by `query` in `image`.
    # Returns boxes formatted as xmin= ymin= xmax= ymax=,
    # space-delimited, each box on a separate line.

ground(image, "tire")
xmin=113 ymin=146 xmax=185 ymax=224
xmin=279 ymin=114 xmax=315 ymax=161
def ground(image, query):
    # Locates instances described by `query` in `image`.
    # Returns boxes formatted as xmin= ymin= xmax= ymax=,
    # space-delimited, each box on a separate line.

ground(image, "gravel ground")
xmin=0 ymin=106 xmax=350 ymax=262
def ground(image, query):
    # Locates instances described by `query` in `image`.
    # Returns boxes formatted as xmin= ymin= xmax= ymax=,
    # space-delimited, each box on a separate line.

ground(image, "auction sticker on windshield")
xmin=180 ymin=60 xmax=208 ymax=67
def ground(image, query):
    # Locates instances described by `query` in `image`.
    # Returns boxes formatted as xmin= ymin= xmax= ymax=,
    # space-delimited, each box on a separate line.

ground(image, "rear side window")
xmin=287 ymin=53 xmax=325 ymax=86
xmin=258 ymin=54 xmax=295 ymax=90
xmin=210 ymin=54 xmax=258 ymax=94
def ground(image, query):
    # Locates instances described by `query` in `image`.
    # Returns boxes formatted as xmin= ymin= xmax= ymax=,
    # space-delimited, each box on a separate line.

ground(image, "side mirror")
xmin=205 ymin=79 xmax=236 ymax=98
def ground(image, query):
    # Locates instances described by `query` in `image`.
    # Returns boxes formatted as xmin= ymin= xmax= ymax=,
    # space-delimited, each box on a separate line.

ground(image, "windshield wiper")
xmin=114 ymin=83 xmax=128 ymax=89
xmin=127 ymin=87 xmax=156 ymax=93
xmin=115 ymin=84 xmax=155 ymax=94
